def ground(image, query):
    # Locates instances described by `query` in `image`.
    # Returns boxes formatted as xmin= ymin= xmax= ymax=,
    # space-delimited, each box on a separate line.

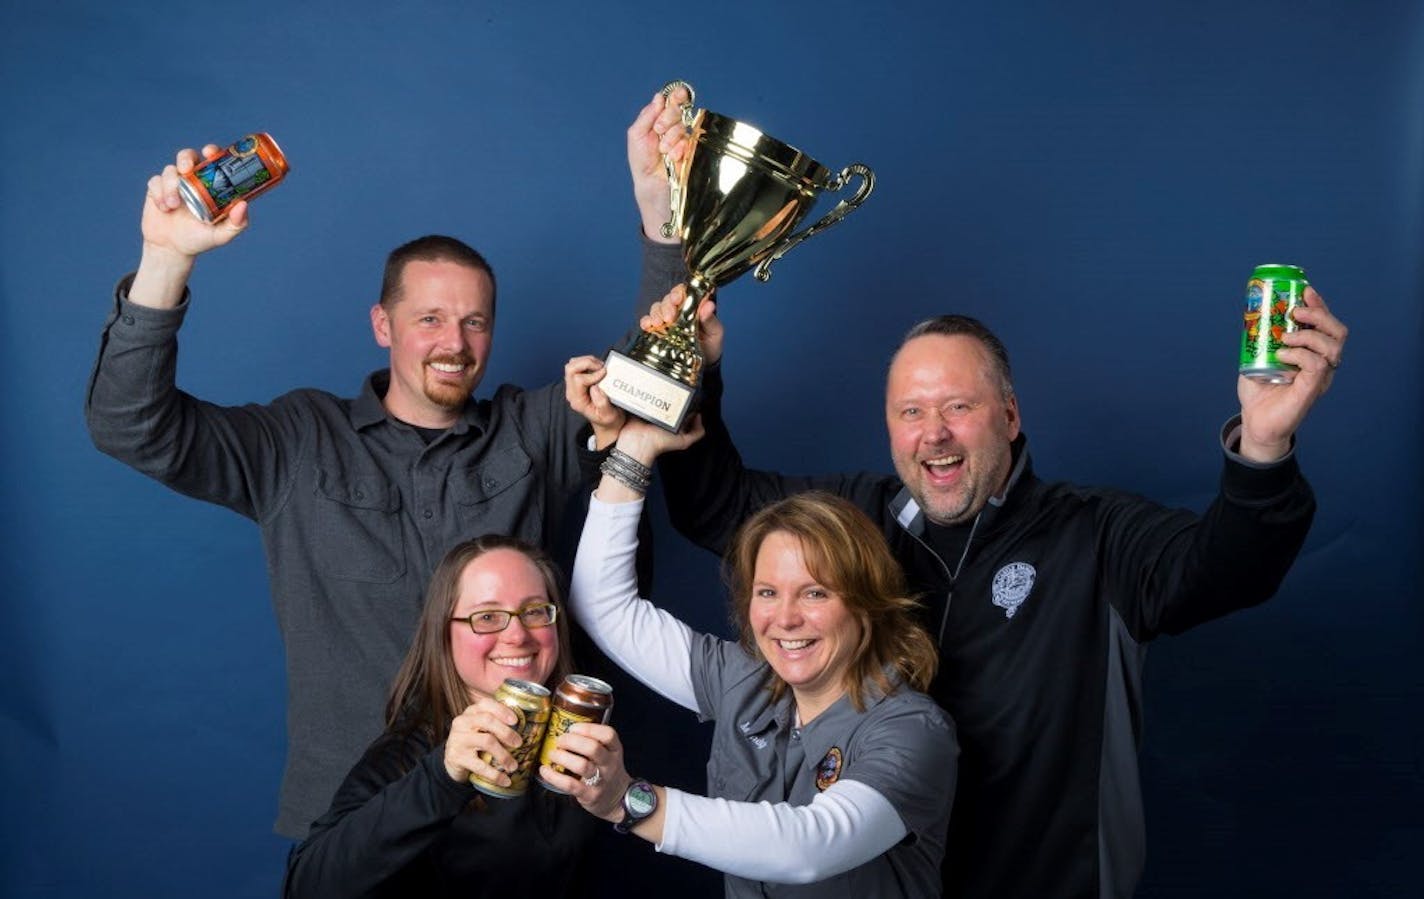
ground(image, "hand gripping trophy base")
xmin=603 ymin=277 xmax=712 ymax=433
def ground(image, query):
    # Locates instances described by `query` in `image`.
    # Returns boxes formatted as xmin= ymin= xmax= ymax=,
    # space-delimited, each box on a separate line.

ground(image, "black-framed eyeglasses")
xmin=451 ymin=603 xmax=558 ymax=635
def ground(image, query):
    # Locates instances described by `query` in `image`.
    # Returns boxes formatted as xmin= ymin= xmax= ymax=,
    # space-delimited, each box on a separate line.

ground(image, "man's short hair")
xmin=898 ymin=314 xmax=1014 ymax=399
xmin=380 ymin=235 xmax=497 ymax=312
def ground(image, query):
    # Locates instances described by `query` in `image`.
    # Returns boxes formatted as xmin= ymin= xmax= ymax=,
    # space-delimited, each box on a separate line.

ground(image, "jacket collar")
xmin=890 ymin=433 xmax=1033 ymax=537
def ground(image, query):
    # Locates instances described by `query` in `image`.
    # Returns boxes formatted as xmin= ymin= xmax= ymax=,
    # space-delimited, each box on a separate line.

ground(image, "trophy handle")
xmin=752 ymin=163 xmax=875 ymax=282
xmin=658 ymin=80 xmax=698 ymax=240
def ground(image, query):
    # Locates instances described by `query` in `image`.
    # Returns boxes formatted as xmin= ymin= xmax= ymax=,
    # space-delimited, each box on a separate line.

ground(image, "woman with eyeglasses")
xmin=283 ymin=534 xmax=631 ymax=898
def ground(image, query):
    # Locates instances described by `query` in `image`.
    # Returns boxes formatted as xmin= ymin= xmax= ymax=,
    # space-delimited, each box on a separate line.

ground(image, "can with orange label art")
xmin=538 ymin=675 xmax=614 ymax=793
xmin=470 ymin=678 xmax=552 ymax=799
xmin=1239 ymin=263 xmax=1308 ymax=384
xmin=177 ymin=133 xmax=290 ymax=223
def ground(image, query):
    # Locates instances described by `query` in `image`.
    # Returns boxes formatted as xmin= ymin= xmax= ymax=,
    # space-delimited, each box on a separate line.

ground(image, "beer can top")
xmin=501 ymin=678 xmax=551 ymax=697
xmin=1251 ymin=263 xmax=1306 ymax=279
xmin=564 ymin=675 xmax=613 ymax=695
xmin=176 ymin=180 xmax=213 ymax=223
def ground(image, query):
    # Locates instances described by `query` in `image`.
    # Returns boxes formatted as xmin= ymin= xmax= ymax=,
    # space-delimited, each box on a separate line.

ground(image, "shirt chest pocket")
xmin=452 ymin=446 xmax=536 ymax=519
xmin=706 ymin=745 xmax=773 ymax=802
xmin=312 ymin=468 xmax=406 ymax=583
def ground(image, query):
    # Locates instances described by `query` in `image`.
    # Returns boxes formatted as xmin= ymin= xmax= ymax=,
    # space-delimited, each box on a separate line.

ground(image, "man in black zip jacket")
xmin=638 ymin=286 xmax=1347 ymax=898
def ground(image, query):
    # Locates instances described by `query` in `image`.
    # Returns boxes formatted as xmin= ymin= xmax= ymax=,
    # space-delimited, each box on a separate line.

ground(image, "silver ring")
xmin=582 ymin=767 xmax=602 ymax=787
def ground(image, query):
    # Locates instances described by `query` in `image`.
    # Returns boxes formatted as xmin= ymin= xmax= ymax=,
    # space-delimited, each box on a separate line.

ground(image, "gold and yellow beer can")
xmin=471 ymin=678 xmax=552 ymax=799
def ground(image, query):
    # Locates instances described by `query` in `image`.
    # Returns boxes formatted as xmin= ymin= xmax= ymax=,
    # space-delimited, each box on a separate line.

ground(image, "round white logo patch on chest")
xmin=991 ymin=562 xmax=1036 ymax=619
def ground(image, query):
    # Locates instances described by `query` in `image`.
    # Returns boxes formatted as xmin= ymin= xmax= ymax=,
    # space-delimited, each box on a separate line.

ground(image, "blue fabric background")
xmin=2 ymin=1 xmax=1419 ymax=896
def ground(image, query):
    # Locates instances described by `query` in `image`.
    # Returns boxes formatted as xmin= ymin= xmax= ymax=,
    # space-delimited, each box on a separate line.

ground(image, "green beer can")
xmin=1239 ymin=263 xmax=1308 ymax=384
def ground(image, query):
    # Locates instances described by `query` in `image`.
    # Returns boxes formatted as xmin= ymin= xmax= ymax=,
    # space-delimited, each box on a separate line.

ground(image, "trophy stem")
xmin=617 ymin=275 xmax=716 ymax=388
xmin=675 ymin=274 xmax=715 ymax=331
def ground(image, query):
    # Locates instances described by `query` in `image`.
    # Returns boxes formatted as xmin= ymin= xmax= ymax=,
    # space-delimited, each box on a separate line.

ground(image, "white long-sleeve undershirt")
xmin=570 ymin=495 xmax=909 ymax=883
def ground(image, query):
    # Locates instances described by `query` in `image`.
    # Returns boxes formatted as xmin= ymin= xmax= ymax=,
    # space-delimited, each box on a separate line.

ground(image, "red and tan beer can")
xmin=177 ymin=132 xmax=290 ymax=223
xmin=538 ymin=675 xmax=614 ymax=792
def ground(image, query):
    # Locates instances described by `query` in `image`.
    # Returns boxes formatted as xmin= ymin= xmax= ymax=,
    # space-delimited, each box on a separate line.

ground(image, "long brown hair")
xmin=724 ymin=492 xmax=937 ymax=711
xmin=384 ymin=534 xmax=573 ymax=740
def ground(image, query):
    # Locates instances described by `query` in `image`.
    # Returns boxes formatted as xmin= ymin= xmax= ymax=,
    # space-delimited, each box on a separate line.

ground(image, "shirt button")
xmin=354 ymin=490 xmax=364 ymax=500
xmin=122 ymin=315 xmax=134 ymax=325
xmin=423 ymin=510 xmax=433 ymax=519
xmin=483 ymin=479 xmax=498 ymax=490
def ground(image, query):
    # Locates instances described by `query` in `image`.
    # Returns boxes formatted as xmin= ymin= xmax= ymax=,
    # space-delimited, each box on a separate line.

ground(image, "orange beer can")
xmin=177 ymin=133 xmax=290 ymax=223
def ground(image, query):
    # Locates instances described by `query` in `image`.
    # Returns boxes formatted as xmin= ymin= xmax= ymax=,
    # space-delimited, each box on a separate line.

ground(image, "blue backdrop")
xmin=2 ymin=1 xmax=1420 ymax=896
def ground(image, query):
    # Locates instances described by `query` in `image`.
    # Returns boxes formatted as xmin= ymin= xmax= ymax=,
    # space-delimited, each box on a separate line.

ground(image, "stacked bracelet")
xmin=601 ymin=448 xmax=653 ymax=494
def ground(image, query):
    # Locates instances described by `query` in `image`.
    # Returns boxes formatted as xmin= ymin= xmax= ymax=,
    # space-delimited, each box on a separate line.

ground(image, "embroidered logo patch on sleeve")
xmin=815 ymin=747 xmax=844 ymax=790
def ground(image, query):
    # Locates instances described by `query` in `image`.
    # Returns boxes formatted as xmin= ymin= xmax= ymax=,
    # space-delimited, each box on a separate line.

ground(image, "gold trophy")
xmin=603 ymin=82 xmax=875 ymax=431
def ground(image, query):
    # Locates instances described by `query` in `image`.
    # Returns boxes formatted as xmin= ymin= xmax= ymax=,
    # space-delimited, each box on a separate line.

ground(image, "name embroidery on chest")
xmin=991 ymin=562 xmax=1036 ymax=619
xmin=815 ymin=747 xmax=844 ymax=791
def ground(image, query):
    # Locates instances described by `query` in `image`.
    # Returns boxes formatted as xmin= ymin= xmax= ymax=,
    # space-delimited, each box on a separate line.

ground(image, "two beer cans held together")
xmin=471 ymin=675 xmax=614 ymax=799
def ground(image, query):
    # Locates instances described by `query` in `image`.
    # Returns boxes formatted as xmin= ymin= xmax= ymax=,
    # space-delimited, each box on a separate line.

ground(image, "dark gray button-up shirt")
xmin=86 ymin=278 xmax=606 ymax=836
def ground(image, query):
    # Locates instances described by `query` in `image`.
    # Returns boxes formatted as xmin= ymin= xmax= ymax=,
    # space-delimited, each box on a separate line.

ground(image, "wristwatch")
xmin=614 ymin=779 xmax=657 ymax=834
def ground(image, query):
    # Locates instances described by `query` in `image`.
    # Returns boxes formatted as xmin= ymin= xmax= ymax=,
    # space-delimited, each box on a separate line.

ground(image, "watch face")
xmin=626 ymin=781 xmax=656 ymax=817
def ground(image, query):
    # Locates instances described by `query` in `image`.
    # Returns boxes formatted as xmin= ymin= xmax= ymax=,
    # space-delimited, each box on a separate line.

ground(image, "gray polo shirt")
xmin=690 ymin=634 xmax=958 ymax=897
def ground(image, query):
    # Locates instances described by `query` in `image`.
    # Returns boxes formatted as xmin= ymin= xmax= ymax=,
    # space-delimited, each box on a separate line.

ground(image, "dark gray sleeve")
xmin=841 ymin=697 xmax=958 ymax=837
xmin=1101 ymin=415 xmax=1316 ymax=640
xmin=634 ymin=231 xmax=687 ymax=319
xmin=84 ymin=275 xmax=304 ymax=520
xmin=688 ymin=631 xmax=761 ymax=723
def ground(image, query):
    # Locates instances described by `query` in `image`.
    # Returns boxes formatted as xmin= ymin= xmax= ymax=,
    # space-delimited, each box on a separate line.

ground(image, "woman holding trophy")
xmin=559 ymin=364 xmax=959 ymax=896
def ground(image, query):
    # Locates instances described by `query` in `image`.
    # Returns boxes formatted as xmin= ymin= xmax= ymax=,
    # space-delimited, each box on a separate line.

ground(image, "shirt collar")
xmin=740 ymin=666 xmax=902 ymax=742
xmin=737 ymin=682 xmax=792 ymax=740
xmin=796 ymin=676 xmax=899 ymax=760
xmin=350 ymin=369 xmax=488 ymax=435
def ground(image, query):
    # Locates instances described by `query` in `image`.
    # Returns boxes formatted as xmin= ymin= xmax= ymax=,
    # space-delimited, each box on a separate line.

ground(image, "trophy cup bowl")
xmin=603 ymin=84 xmax=875 ymax=431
